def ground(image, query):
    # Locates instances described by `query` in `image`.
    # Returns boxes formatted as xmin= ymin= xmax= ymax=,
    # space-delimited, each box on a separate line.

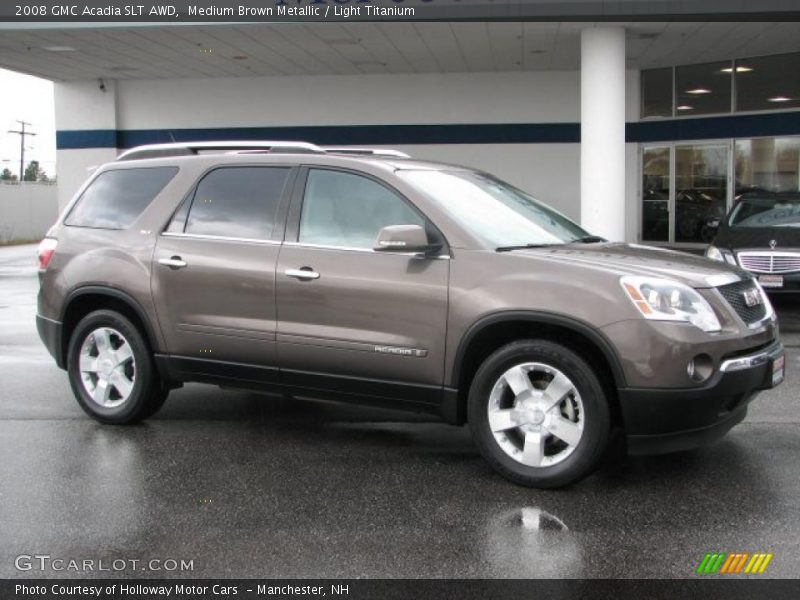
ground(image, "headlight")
xmin=706 ymin=245 xmax=724 ymax=262
xmin=621 ymin=276 xmax=722 ymax=332
xmin=706 ymin=245 xmax=738 ymax=266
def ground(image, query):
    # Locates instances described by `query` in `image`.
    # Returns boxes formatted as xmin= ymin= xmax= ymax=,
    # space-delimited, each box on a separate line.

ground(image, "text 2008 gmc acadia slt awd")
xmin=36 ymin=141 xmax=785 ymax=487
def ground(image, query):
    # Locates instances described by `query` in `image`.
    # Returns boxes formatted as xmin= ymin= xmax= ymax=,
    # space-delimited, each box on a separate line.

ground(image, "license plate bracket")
xmin=771 ymin=354 xmax=785 ymax=387
xmin=758 ymin=274 xmax=784 ymax=288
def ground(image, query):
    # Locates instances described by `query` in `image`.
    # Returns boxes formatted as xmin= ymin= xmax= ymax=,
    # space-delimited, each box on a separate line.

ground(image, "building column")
xmin=580 ymin=27 xmax=626 ymax=241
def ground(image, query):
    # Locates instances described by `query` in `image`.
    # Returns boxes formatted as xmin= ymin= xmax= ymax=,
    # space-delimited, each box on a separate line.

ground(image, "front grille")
xmin=718 ymin=279 xmax=768 ymax=325
xmin=737 ymin=251 xmax=800 ymax=274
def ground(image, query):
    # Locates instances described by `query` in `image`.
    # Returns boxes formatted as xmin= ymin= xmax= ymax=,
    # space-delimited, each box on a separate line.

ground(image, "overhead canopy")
xmin=1 ymin=22 xmax=799 ymax=81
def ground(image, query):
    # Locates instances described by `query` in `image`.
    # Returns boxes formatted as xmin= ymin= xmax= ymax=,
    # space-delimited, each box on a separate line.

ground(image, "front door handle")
xmin=158 ymin=256 xmax=188 ymax=269
xmin=285 ymin=267 xmax=320 ymax=281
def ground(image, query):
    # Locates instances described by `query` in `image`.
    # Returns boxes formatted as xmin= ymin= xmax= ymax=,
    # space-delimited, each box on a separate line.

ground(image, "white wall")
xmin=0 ymin=183 xmax=58 ymax=243
xmin=55 ymin=69 xmax=642 ymax=238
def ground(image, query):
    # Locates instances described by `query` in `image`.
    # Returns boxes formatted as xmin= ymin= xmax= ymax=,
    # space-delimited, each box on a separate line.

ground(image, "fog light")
xmin=688 ymin=354 xmax=713 ymax=383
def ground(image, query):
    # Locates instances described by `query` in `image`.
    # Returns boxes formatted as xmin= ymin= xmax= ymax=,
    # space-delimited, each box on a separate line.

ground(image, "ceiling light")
xmin=42 ymin=45 xmax=76 ymax=52
xmin=685 ymin=88 xmax=712 ymax=94
xmin=676 ymin=105 xmax=694 ymax=110
xmin=720 ymin=66 xmax=753 ymax=73
xmin=767 ymin=96 xmax=792 ymax=102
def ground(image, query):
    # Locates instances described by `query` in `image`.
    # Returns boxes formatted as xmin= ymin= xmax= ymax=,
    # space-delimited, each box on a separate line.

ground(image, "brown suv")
xmin=36 ymin=141 xmax=785 ymax=487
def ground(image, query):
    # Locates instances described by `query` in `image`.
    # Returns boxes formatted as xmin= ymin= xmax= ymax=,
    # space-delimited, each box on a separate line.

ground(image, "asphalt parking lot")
xmin=1 ymin=243 xmax=799 ymax=579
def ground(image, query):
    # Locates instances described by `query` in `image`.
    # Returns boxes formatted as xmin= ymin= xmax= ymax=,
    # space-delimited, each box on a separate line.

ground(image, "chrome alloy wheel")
xmin=79 ymin=327 xmax=136 ymax=408
xmin=487 ymin=362 xmax=584 ymax=468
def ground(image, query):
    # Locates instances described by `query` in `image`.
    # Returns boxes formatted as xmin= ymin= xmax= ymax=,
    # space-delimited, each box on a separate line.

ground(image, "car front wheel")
xmin=67 ymin=309 xmax=167 ymax=424
xmin=468 ymin=339 xmax=610 ymax=488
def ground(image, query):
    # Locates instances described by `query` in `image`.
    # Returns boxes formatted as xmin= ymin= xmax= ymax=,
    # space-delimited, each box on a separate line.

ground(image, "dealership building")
xmin=1 ymin=8 xmax=799 ymax=246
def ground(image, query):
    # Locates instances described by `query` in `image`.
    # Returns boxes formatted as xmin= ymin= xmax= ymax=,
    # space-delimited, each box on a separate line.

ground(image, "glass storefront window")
xmin=674 ymin=61 xmax=732 ymax=116
xmin=641 ymin=68 xmax=673 ymax=118
xmin=675 ymin=144 xmax=728 ymax=243
xmin=641 ymin=146 xmax=670 ymax=242
xmin=735 ymin=53 xmax=800 ymax=112
xmin=736 ymin=137 xmax=800 ymax=195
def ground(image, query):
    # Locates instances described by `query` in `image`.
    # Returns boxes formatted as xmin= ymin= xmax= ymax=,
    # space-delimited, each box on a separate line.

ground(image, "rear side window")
xmin=180 ymin=167 xmax=290 ymax=239
xmin=65 ymin=167 xmax=178 ymax=229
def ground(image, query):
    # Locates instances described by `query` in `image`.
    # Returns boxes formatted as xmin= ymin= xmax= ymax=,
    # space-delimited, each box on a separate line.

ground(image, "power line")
xmin=7 ymin=120 xmax=37 ymax=180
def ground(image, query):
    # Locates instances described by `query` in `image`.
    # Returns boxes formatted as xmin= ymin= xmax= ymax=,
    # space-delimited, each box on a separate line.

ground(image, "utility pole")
xmin=7 ymin=120 xmax=36 ymax=181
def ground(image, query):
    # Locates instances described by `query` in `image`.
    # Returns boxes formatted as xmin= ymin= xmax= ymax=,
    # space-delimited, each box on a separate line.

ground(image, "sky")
xmin=0 ymin=68 xmax=56 ymax=179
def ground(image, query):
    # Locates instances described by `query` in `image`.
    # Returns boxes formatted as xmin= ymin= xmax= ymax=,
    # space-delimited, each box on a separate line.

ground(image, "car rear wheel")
xmin=67 ymin=309 xmax=168 ymax=424
xmin=468 ymin=339 xmax=610 ymax=488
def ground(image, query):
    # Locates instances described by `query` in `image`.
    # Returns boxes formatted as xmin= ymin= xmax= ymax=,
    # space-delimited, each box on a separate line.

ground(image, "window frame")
xmin=161 ymin=164 xmax=298 ymax=243
xmin=285 ymin=166 xmax=449 ymax=255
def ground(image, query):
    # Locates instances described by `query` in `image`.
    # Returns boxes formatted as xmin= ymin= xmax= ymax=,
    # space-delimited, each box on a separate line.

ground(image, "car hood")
xmin=713 ymin=226 xmax=800 ymax=250
xmin=509 ymin=242 xmax=747 ymax=288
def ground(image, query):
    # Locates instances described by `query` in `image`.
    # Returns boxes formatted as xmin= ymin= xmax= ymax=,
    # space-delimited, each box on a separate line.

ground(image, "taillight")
xmin=37 ymin=238 xmax=58 ymax=271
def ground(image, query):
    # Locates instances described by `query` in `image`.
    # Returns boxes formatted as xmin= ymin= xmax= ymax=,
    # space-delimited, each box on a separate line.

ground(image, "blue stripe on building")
xmin=56 ymin=111 xmax=800 ymax=150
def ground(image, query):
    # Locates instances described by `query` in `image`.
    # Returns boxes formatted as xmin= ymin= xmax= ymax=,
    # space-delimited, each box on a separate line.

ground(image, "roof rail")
xmin=323 ymin=147 xmax=411 ymax=158
xmin=116 ymin=141 xmax=325 ymax=161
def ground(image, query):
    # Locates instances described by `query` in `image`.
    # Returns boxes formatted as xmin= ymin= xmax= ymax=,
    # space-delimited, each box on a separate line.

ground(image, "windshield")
xmin=397 ymin=170 xmax=589 ymax=247
xmin=728 ymin=194 xmax=800 ymax=228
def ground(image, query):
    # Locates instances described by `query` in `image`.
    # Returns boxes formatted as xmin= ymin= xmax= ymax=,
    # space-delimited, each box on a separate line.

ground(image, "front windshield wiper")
xmin=570 ymin=235 xmax=607 ymax=244
xmin=496 ymin=243 xmax=562 ymax=252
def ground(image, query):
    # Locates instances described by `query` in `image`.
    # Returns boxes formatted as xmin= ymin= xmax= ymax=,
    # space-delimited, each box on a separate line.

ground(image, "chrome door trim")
xmin=161 ymin=232 xmax=281 ymax=245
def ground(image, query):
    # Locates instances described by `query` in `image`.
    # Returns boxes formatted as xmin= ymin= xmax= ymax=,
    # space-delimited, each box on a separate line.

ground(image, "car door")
xmin=151 ymin=165 xmax=295 ymax=382
xmin=275 ymin=167 xmax=450 ymax=407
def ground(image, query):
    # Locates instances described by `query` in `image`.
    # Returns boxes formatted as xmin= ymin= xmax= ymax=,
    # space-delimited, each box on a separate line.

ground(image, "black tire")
xmin=468 ymin=339 xmax=610 ymax=488
xmin=67 ymin=309 xmax=168 ymax=424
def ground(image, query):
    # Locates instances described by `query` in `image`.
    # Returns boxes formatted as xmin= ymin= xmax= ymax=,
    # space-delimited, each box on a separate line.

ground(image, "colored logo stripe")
xmin=697 ymin=552 xmax=773 ymax=574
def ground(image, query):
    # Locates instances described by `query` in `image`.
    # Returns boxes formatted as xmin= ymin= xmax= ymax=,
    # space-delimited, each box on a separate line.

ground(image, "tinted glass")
xmin=184 ymin=167 xmax=289 ymax=239
xmin=299 ymin=169 xmax=424 ymax=249
xmin=398 ymin=170 xmax=588 ymax=247
xmin=675 ymin=61 xmax=732 ymax=115
xmin=641 ymin=146 xmax=670 ymax=242
xmin=641 ymin=68 xmax=673 ymax=117
xmin=729 ymin=194 xmax=800 ymax=228
xmin=65 ymin=167 xmax=178 ymax=229
xmin=735 ymin=53 xmax=800 ymax=112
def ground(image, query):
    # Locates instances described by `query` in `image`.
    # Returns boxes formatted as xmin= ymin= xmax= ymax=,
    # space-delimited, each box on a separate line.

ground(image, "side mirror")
xmin=374 ymin=224 xmax=437 ymax=254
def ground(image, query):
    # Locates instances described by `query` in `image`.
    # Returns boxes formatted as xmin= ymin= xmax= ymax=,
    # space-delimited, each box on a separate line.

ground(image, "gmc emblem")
xmin=742 ymin=288 xmax=762 ymax=308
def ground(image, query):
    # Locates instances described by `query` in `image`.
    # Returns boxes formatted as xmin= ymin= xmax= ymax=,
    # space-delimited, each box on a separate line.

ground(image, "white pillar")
xmin=580 ymin=27 xmax=626 ymax=241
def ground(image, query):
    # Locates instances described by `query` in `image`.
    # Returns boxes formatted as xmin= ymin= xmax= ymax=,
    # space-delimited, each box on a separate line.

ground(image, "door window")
xmin=299 ymin=169 xmax=425 ymax=249
xmin=641 ymin=146 xmax=670 ymax=242
xmin=675 ymin=144 xmax=728 ymax=243
xmin=180 ymin=167 xmax=290 ymax=239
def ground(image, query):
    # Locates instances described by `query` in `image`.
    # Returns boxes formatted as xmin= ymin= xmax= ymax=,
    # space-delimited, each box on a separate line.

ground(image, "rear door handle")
xmin=285 ymin=268 xmax=320 ymax=281
xmin=158 ymin=256 xmax=188 ymax=269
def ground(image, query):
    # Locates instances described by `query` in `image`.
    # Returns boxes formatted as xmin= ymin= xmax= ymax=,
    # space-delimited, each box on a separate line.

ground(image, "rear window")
xmin=728 ymin=194 xmax=800 ymax=228
xmin=65 ymin=167 xmax=178 ymax=229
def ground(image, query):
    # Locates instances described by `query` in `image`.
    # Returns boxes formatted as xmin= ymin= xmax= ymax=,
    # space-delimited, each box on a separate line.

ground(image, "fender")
xmin=60 ymin=285 xmax=163 ymax=362
xmin=450 ymin=310 xmax=627 ymax=390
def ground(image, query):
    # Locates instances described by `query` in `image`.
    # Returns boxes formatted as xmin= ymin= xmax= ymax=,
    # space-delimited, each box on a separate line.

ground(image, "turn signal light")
xmin=37 ymin=238 xmax=58 ymax=271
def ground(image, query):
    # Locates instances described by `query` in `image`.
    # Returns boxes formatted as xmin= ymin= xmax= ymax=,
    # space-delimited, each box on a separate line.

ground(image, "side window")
xmin=65 ymin=167 xmax=178 ymax=229
xmin=299 ymin=169 xmax=425 ymax=249
xmin=181 ymin=167 xmax=290 ymax=239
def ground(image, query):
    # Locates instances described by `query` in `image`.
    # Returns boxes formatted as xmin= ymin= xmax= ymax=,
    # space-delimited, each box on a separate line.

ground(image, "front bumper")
xmin=619 ymin=339 xmax=784 ymax=455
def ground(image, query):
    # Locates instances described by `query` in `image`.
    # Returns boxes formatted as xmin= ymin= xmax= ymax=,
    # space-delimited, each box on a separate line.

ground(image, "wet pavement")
xmin=1 ymin=243 xmax=799 ymax=579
